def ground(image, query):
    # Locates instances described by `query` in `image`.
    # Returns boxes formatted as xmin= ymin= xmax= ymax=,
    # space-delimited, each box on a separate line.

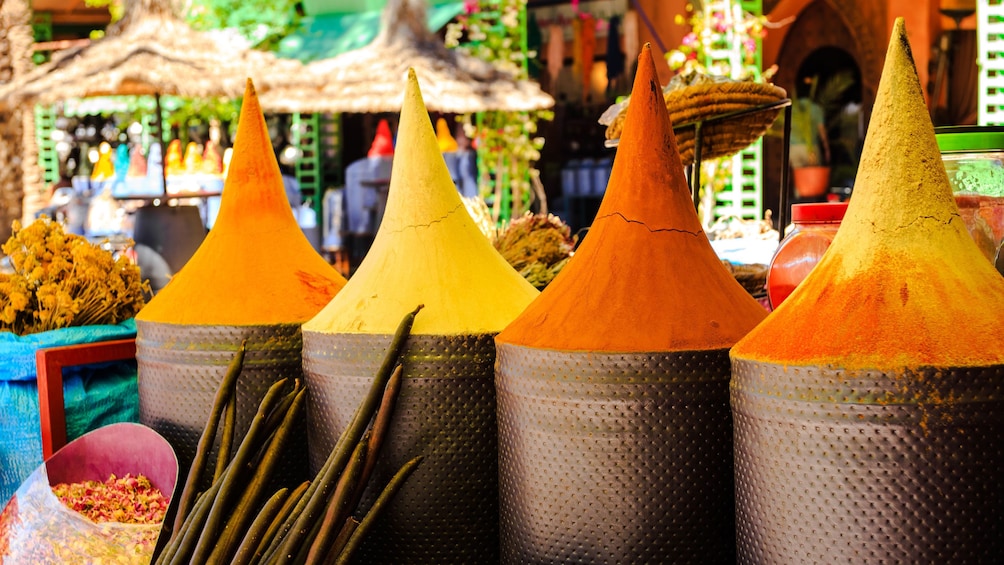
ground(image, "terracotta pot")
xmin=793 ymin=166 xmax=831 ymax=198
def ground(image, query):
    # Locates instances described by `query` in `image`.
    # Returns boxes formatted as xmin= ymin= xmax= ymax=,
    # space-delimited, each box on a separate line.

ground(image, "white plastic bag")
xmin=0 ymin=465 xmax=160 ymax=564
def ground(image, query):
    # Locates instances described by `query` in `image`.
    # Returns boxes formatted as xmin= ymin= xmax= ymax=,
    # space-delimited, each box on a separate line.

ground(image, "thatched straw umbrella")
xmin=259 ymin=0 xmax=555 ymax=114
xmin=0 ymin=0 xmax=306 ymax=193
xmin=0 ymin=0 xmax=304 ymax=110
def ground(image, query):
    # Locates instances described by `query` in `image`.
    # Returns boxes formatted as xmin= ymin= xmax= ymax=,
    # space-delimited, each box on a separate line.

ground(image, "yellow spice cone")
xmin=732 ymin=17 xmax=1004 ymax=369
xmin=304 ymin=69 xmax=538 ymax=335
xmin=498 ymin=44 xmax=766 ymax=352
xmin=138 ymin=79 xmax=346 ymax=325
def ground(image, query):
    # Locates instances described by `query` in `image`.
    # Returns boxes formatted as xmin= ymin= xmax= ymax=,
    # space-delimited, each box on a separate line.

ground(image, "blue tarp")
xmin=0 ymin=320 xmax=140 ymax=503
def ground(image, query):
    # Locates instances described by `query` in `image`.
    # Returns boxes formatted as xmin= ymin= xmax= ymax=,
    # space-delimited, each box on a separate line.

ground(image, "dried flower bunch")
xmin=51 ymin=473 xmax=167 ymax=525
xmin=0 ymin=217 xmax=149 ymax=335
xmin=493 ymin=212 xmax=576 ymax=289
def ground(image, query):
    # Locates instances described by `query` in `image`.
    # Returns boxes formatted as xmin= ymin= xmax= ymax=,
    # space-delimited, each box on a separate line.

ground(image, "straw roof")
xmin=0 ymin=0 xmax=304 ymax=110
xmin=258 ymin=0 xmax=555 ymax=114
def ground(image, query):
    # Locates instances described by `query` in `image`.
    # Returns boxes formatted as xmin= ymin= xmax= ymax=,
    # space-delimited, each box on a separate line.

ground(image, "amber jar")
xmin=766 ymin=202 xmax=847 ymax=309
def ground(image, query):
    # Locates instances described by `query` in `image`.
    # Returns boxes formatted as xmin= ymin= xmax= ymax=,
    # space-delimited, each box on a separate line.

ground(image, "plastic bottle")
xmin=766 ymin=202 xmax=848 ymax=309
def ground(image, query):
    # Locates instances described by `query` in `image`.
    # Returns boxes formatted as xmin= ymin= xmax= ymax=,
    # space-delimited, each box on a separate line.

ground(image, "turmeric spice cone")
xmin=138 ymin=80 xmax=345 ymax=326
xmin=494 ymin=44 xmax=765 ymax=564
xmin=730 ymin=18 xmax=1004 ymax=563
xmin=300 ymin=69 xmax=537 ymax=563
xmin=135 ymin=79 xmax=345 ymax=491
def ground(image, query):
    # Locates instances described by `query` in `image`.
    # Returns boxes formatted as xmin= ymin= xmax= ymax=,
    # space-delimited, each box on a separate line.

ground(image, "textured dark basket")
xmin=496 ymin=343 xmax=736 ymax=564
xmin=135 ymin=321 xmax=309 ymax=489
xmin=732 ymin=358 xmax=1004 ymax=564
xmin=302 ymin=331 xmax=499 ymax=564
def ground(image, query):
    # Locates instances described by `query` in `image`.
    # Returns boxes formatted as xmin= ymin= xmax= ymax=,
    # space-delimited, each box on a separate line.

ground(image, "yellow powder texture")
xmin=732 ymin=18 xmax=1004 ymax=370
xmin=496 ymin=44 xmax=767 ymax=352
xmin=137 ymin=79 xmax=346 ymax=325
xmin=303 ymin=69 xmax=538 ymax=336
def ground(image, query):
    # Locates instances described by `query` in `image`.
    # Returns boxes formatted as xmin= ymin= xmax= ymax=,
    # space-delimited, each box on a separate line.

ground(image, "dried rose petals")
xmin=51 ymin=473 xmax=167 ymax=525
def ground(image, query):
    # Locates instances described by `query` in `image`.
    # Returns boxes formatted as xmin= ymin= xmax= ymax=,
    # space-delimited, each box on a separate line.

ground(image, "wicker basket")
xmin=606 ymin=81 xmax=787 ymax=166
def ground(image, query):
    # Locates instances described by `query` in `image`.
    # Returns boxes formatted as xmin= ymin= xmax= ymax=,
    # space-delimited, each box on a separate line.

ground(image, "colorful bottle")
xmin=766 ymin=202 xmax=847 ymax=309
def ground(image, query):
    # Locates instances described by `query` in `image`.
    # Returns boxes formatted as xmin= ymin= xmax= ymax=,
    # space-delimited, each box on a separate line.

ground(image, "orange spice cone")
xmin=299 ymin=68 xmax=537 ymax=564
xmin=494 ymin=44 xmax=763 ymax=564
xmin=730 ymin=18 xmax=1004 ymax=563
xmin=732 ymin=18 xmax=1004 ymax=370
xmin=138 ymin=79 xmax=345 ymax=326
xmin=497 ymin=45 xmax=766 ymax=352
xmin=134 ymin=80 xmax=346 ymax=490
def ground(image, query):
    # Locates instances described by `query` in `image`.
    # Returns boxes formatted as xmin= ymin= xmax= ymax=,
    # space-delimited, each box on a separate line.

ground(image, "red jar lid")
xmin=791 ymin=202 xmax=849 ymax=223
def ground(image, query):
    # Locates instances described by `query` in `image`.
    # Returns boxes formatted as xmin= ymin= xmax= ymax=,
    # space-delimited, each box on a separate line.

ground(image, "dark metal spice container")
xmin=731 ymin=19 xmax=1004 ymax=564
xmin=496 ymin=45 xmax=767 ymax=564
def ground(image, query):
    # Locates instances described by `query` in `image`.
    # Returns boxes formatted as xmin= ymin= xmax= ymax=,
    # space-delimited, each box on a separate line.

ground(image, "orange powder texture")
xmin=137 ymin=79 xmax=346 ymax=325
xmin=497 ymin=44 xmax=767 ymax=352
xmin=731 ymin=18 xmax=1004 ymax=370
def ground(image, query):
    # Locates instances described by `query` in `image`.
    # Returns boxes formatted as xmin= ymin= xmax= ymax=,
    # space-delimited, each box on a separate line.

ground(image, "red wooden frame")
xmin=34 ymin=338 xmax=137 ymax=459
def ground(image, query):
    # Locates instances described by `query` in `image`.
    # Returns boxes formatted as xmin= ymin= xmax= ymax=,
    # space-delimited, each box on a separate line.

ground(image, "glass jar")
xmin=766 ymin=202 xmax=848 ymax=309
xmin=935 ymin=126 xmax=1004 ymax=272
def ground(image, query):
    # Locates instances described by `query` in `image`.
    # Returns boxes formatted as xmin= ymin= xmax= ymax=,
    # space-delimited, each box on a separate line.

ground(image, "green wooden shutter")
xmin=700 ymin=0 xmax=766 ymax=221
xmin=978 ymin=0 xmax=1004 ymax=124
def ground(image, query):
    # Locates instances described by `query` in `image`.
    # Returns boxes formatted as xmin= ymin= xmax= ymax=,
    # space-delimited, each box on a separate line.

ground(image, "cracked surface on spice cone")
xmin=137 ymin=79 xmax=345 ymax=325
xmin=731 ymin=17 xmax=1004 ymax=370
xmin=497 ymin=44 xmax=766 ymax=352
xmin=303 ymin=68 xmax=538 ymax=336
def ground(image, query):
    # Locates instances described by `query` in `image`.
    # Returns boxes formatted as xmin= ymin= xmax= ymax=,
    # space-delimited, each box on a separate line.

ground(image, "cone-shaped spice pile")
xmin=494 ymin=44 xmax=765 ymax=564
xmin=733 ymin=24 xmax=1004 ymax=368
xmin=304 ymin=70 xmax=537 ymax=335
xmin=138 ymin=79 xmax=345 ymax=325
xmin=301 ymin=69 xmax=537 ymax=564
xmin=730 ymin=19 xmax=1004 ymax=562
xmin=498 ymin=64 xmax=765 ymax=352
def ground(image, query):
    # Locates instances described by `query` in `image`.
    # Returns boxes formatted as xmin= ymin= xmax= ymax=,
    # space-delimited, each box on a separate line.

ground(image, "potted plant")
xmin=788 ymin=72 xmax=856 ymax=198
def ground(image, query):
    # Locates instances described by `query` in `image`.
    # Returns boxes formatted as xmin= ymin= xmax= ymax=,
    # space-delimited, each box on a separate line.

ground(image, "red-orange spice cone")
xmin=494 ymin=44 xmax=767 ymax=564
xmin=135 ymin=79 xmax=346 ymax=490
xmin=730 ymin=18 xmax=1004 ymax=563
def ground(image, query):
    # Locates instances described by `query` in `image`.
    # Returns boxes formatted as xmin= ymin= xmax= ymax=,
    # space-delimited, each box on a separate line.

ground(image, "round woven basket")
xmin=732 ymin=358 xmax=1004 ymax=563
xmin=606 ymin=81 xmax=787 ymax=166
